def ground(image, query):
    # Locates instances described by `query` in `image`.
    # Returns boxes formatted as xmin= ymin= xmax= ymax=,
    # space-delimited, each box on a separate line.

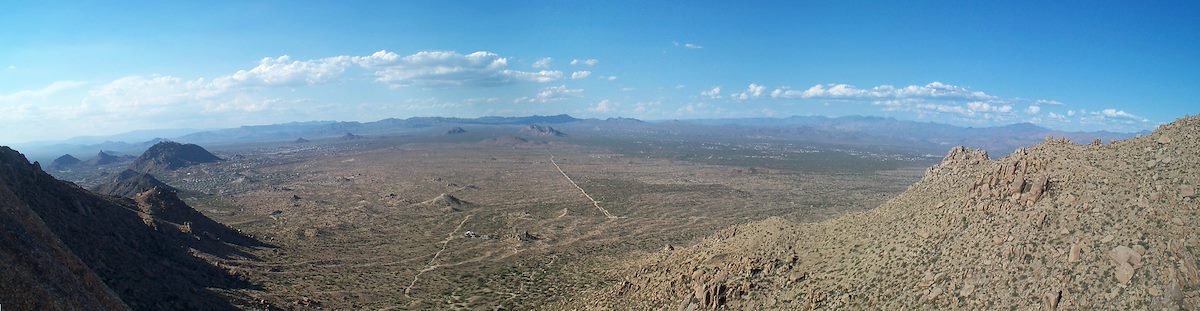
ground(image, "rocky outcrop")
xmin=82 ymin=151 xmax=131 ymax=166
xmin=0 ymin=146 xmax=260 ymax=310
xmin=128 ymin=141 xmax=221 ymax=172
xmin=48 ymin=154 xmax=82 ymax=170
xmin=568 ymin=116 xmax=1200 ymax=310
xmin=91 ymin=169 xmax=177 ymax=198
xmin=520 ymin=124 xmax=566 ymax=137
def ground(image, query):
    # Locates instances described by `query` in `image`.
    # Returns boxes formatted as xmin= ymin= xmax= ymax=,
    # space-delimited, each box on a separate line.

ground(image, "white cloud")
xmin=1067 ymin=110 xmax=1076 ymax=117
xmin=514 ymin=85 xmax=583 ymax=103
xmin=532 ymin=57 xmax=553 ymax=69
xmin=571 ymin=71 xmax=592 ymax=80
xmin=1101 ymin=108 xmax=1145 ymax=121
xmin=6 ymin=65 xmax=13 ymax=70
xmin=700 ymin=86 xmax=721 ymax=99
xmin=1026 ymin=105 xmax=1041 ymax=114
xmin=501 ymin=70 xmax=564 ymax=83
xmin=212 ymin=55 xmax=355 ymax=89
xmin=734 ymin=83 xmax=766 ymax=101
xmin=684 ymin=43 xmax=703 ymax=49
xmin=369 ymin=51 xmax=562 ymax=87
xmin=782 ymin=82 xmax=996 ymax=101
xmin=0 ymin=80 xmax=88 ymax=102
xmin=570 ymin=58 xmax=599 ymax=66
xmin=602 ymin=75 xmax=617 ymax=81
xmin=588 ymin=99 xmax=613 ymax=113
xmin=678 ymin=102 xmax=707 ymax=113
xmin=966 ymin=102 xmax=1012 ymax=113
xmin=633 ymin=101 xmax=661 ymax=114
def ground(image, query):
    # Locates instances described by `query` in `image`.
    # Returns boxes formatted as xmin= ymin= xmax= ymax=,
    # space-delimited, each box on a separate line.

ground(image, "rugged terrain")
xmin=128 ymin=141 xmax=222 ymax=172
xmin=134 ymin=133 xmax=927 ymax=309
xmin=92 ymin=169 xmax=178 ymax=198
xmin=0 ymin=146 xmax=264 ymax=310
xmin=567 ymin=116 xmax=1200 ymax=310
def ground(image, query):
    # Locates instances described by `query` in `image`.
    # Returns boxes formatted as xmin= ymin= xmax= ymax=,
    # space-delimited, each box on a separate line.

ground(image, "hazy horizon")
xmin=3 ymin=1 xmax=1197 ymax=141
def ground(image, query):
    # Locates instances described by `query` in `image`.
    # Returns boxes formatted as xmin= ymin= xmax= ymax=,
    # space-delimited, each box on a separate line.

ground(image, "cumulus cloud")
xmin=1026 ymin=105 xmax=1041 ymax=114
xmin=1101 ymin=108 xmax=1146 ymax=121
xmin=733 ymin=83 xmax=766 ymax=101
xmin=532 ymin=57 xmax=553 ymax=69
xmin=604 ymin=75 xmax=617 ymax=81
xmin=966 ymin=102 xmax=1012 ymax=113
xmin=700 ymin=86 xmax=721 ymax=99
xmin=684 ymin=43 xmax=703 ymax=49
xmin=368 ymin=51 xmax=562 ymax=87
xmin=570 ymin=58 xmax=599 ymax=66
xmin=571 ymin=71 xmax=592 ymax=80
xmin=514 ymin=85 xmax=583 ymax=103
xmin=588 ymin=99 xmax=613 ymax=113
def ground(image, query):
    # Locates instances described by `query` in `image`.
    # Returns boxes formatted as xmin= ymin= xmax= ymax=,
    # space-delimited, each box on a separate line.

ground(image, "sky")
xmin=1 ymin=1 xmax=1198 ymax=143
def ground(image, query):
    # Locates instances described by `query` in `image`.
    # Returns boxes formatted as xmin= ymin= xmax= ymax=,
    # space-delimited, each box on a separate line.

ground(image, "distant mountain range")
xmin=677 ymin=115 xmax=1144 ymax=154
xmin=12 ymin=114 xmax=1142 ymax=162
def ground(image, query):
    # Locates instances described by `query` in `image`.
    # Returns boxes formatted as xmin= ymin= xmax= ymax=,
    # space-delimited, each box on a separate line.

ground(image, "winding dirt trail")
xmin=404 ymin=214 xmax=473 ymax=298
xmin=549 ymin=153 xmax=615 ymax=218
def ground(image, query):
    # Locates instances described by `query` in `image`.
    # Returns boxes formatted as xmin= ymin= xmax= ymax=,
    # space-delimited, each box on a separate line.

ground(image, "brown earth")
xmin=565 ymin=116 xmax=1200 ymax=310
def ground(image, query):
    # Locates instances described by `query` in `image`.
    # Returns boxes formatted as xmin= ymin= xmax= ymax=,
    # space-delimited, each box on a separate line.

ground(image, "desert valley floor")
xmin=57 ymin=134 xmax=928 ymax=309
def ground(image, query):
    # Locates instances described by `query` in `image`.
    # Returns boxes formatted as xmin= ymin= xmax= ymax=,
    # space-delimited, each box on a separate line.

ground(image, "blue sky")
xmin=1 ymin=1 xmax=1198 ymax=143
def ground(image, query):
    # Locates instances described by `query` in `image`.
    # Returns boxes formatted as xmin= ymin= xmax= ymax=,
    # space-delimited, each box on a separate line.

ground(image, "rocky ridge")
xmin=521 ymin=124 xmax=566 ymax=137
xmin=48 ymin=154 xmax=82 ymax=170
xmin=128 ymin=141 xmax=221 ymax=172
xmin=567 ymin=116 xmax=1200 ymax=310
xmin=0 ymin=146 xmax=259 ymax=310
xmin=91 ymin=169 xmax=178 ymax=198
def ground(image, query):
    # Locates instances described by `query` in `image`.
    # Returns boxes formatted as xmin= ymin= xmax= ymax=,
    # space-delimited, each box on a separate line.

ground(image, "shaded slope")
xmin=47 ymin=154 xmax=81 ymax=170
xmin=0 ymin=146 xmax=256 ymax=310
xmin=82 ymin=151 xmax=130 ymax=166
xmin=573 ymin=116 xmax=1200 ymax=310
xmin=0 ymin=178 xmax=128 ymax=311
xmin=92 ymin=169 xmax=178 ymax=198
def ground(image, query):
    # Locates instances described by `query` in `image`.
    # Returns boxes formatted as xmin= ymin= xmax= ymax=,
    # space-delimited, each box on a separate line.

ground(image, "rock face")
xmin=0 ymin=146 xmax=261 ymax=310
xmin=445 ymin=127 xmax=467 ymax=135
xmin=566 ymin=116 xmax=1200 ymax=310
xmin=520 ymin=124 xmax=566 ymax=137
xmin=128 ymin=141 xmax=221 ymax=172
xmin=0 ymin=151 xmax=127 ymax=310
xmin=91 ymin=169 xmax=178 ymax=198
xmin=48 ymin=154 xmax=82 ymax=170
xmin=82 ymin=151 xmax=131 ymax=166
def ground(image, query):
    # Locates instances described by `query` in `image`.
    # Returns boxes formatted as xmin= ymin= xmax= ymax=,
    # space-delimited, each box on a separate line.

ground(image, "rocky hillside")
xmin=0 ymin=162 xmax=128 ymax=310
xmin=521 ymin=124 xmax=566 ymax=137
xmin=128 ymin=141 xmax=221 ymax=172
xmin=47 ymin=154 xmax=82 ymax=170
xmin=83 ymin=151 xmax=131 ymax=166
xmin=92 ymin=169 xmax=178 ymax=198
xmin=0 ymin=146 xmax=258 ymax=310
xmin=568 ymin=116 xmax=1200 ymax=310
